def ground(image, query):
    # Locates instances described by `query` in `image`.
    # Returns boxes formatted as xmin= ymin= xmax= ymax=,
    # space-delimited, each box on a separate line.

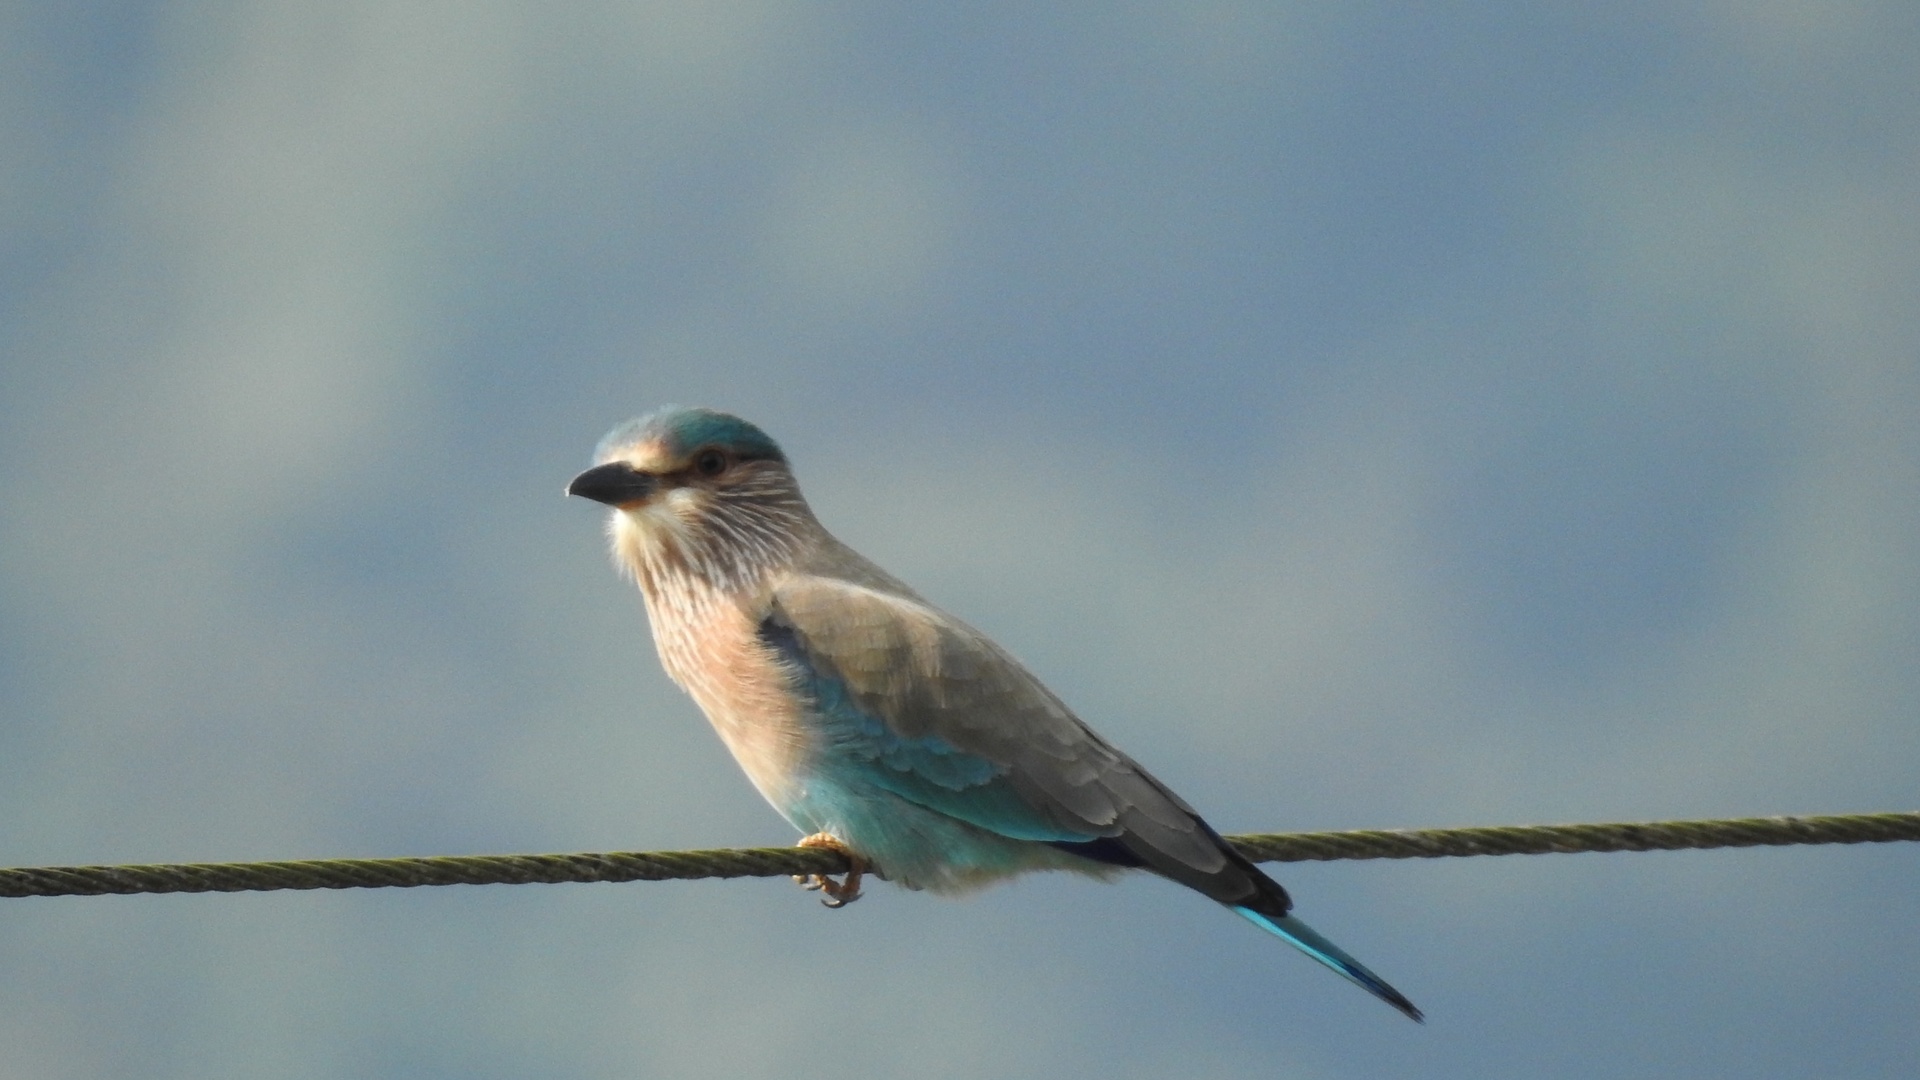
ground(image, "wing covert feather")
xmin=766 ymin=575 xmax=1227 ymax=876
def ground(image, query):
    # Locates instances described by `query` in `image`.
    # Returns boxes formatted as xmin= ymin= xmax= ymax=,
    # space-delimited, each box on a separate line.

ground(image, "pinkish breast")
xmin=640 ymin=578 xmax=813 ymax=815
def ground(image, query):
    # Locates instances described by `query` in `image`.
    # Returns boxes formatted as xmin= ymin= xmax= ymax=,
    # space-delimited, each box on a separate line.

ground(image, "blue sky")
xmin=2 ymin=4 xmax=1917 ymax=1077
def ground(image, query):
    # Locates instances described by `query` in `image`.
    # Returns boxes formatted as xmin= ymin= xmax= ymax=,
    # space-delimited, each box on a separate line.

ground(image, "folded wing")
xmin=763 ymin=575 xmax=1275 ymax=907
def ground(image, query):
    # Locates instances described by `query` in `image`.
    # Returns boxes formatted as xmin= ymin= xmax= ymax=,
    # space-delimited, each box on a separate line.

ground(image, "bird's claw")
xmin=793 ymin=833 xmax=865 ymax=908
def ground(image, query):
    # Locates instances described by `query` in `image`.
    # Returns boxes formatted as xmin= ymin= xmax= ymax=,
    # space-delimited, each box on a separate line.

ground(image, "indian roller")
xmin=568 ymin=406 xmax=1422 ymax=1022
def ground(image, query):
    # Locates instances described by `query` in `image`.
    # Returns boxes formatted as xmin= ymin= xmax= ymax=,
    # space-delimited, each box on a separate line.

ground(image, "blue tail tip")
xmin=1234 ymin=907 xmax=1425 ymax=1023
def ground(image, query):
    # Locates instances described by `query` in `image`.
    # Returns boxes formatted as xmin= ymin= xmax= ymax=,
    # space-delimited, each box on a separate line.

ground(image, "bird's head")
xmin=568 ymin=406 xmax=816 ymax=591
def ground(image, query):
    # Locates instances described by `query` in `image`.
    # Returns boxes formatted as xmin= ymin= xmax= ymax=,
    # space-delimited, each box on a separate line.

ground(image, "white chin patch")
xmin=622 ymin=492 xmax=700 ymax=544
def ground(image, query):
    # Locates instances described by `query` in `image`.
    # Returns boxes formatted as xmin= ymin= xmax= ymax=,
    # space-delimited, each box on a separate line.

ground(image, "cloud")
xmin=2 ymin=3 xmax=1917 ymax=1077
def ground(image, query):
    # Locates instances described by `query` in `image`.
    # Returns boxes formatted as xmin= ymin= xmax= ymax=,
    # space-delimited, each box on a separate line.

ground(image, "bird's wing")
xmin=762 ymin=574 xmax=1237 ymax=888
xmin=764 ymin=574 xmax=1439 ymax=1023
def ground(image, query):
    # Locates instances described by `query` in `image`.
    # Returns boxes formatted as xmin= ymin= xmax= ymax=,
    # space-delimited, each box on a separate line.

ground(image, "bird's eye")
xmin=693 ymin=449 xmax=729 ymax=477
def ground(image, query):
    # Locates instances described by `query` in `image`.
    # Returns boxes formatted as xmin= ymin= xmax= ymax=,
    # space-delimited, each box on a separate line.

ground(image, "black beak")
xmin=568 ymin=462 xmax=658 ymax=506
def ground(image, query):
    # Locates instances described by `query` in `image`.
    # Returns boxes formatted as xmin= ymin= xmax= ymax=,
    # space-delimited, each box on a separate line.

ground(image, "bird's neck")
xmin=614 ymin=508 xmax=813 ymax=598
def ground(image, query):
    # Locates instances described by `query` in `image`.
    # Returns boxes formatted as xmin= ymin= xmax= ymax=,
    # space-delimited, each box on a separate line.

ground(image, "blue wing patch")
xmin=759 ymin=618 xmax=1099 ymax=844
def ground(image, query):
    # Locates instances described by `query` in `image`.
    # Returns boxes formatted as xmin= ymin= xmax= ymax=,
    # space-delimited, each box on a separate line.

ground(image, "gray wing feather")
xmin=768 ymin=573 xmax=1232 ymax=882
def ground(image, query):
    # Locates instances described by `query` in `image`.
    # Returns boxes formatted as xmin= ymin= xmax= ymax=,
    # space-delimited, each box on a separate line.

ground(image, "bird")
xmin=567 ymin=405 xmax=1422 ymax=1022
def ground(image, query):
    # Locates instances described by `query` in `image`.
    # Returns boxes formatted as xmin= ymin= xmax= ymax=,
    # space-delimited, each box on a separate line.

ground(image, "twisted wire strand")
xmin=3 ymin=811 xmax=1914 ymax=900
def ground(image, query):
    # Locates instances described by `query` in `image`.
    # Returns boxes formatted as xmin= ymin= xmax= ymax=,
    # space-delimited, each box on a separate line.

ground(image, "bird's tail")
xmin=1232 ymin=906 xmax=1425 ymax=1023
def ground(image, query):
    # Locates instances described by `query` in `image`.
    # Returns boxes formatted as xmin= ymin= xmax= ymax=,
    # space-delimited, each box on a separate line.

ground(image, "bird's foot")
xmin=793 ymin=833 xmax=865 ymax=908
